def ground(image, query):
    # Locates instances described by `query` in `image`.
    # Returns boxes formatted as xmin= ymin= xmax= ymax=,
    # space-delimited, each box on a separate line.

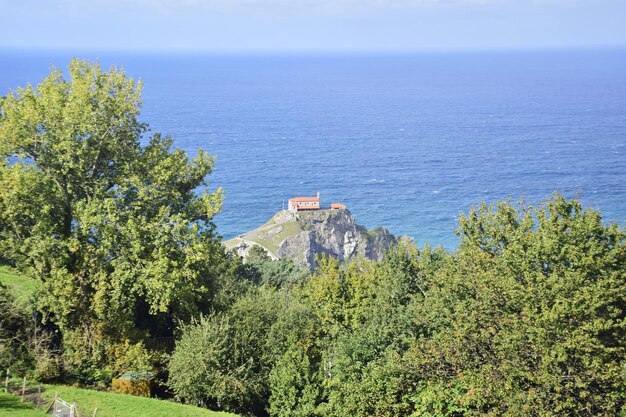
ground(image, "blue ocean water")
xmin=1 ymin=49 xmax=625 ymax=249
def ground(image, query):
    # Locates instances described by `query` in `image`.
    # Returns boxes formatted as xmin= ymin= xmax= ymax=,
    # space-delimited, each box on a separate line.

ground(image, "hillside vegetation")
xmin=170 ymin=195 xmax=626 ymax=416
xmin=1 ymin=59 xmax=626 ymax=417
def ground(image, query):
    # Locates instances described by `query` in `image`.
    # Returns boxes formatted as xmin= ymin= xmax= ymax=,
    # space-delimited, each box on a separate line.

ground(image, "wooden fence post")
xmin=21 ymin=376 xmax=26 ymax=402
xmin=37 ymin=385 xmax=42 ymax=407
xmin=4 ymin=369 xmax=8 ymax=393
xmin=46 ymin=392 xmax=58 ymax=414
xmin=44 ymin=397 xmax=55 ymax=414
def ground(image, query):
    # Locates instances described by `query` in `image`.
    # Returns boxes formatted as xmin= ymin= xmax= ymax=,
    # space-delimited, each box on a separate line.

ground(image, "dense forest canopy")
xmin=1 ymin=60 xmax=626 ymax=417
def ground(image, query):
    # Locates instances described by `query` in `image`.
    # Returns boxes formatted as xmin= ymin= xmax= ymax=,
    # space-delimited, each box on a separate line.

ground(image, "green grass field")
xmin=41 ymin=385 xmax=239 ymax=417
xmin=0 ymin=266 xmax=37 ymax=305
xmin=0 ymin=393 xmax=44 ymax=416
xmin=0 ymin=269 xmax=239 ymax=417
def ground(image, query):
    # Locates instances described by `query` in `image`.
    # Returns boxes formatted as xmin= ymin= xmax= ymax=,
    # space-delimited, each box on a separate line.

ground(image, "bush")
xmin=109 ymin=340 xmax=155 ymax=376
xmin=168 ymin=288 xmax=318 ymax=415
xmin=0 ymin=284 xmax=61 ymax=380
xmin=410 ymin=195 xmax=626 ymax=416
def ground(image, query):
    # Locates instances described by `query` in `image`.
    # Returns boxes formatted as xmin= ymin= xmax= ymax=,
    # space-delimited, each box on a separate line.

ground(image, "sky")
xmin=1 ymin=0 xmax=625 ymax=52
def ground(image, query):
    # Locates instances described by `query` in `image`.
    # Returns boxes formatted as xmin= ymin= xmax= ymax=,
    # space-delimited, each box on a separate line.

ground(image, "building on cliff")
xmin=288 ymin=194 xmax=320 ymax=211
xmin=288 ymin=193 xmax=347 ymax=212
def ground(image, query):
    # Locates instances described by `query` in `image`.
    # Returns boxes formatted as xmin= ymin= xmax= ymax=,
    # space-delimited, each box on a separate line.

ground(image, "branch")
xmin=89 ymin=125 xmax=113 ymax=180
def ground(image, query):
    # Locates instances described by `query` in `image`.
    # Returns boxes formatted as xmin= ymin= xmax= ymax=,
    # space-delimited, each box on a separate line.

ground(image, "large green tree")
xmin=169 ymin=288 xmax=317 ymax=416
xmin=410 ymin=195 xmax=626 ymax=416
xmin=0 ymin=59 xmax=224 ymax=380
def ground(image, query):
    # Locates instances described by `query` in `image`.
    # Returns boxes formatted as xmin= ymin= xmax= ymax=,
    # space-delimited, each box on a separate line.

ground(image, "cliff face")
xmin=224 ymin=209 xmax=401 ymax=269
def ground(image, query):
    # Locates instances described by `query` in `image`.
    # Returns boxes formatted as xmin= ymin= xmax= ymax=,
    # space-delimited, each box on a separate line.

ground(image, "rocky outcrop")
xmin=225 ymin=209 xmax=402 ymax=269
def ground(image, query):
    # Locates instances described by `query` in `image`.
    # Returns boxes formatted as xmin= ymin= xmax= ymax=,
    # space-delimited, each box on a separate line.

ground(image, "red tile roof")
xmin=289 ymin=197 xmax=320 ymax=202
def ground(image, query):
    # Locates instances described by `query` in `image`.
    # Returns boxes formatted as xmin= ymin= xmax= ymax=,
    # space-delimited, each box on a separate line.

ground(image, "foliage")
xmin=169 ymin=289 xmax=296 ymax=415
xmin=169 ymin=286 xmax=322 ymax=416
xmin=244 ymin=246 xmax=309 ymax=289
xmin=172 ymin=195 xmax=626 ymax=417
xmin=410 ymin=195 xmax=626 ymax=416
xmin=333 ymin=351 xmax=418 ymax=417
xmin=0 ymin=59 xmax=224 ymax=382
xmin=0 ymin=284 xmax=32 ymax=373
xmin=297 ymin=246 xmax=435 ymax=417
xmin=0 ymin=284 xmax=60 ymax=380
xmin=268 ymin=343 xmax=322 ymax=417
xmin=109 ymin=341 xmax=155 ymax=377
xmin=2 ymin=60 xmax=626 ymax=417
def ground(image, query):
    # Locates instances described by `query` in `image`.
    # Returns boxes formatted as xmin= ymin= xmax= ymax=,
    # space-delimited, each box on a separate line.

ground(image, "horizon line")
xmin=2 ymin=44 xmax=626 ymax=57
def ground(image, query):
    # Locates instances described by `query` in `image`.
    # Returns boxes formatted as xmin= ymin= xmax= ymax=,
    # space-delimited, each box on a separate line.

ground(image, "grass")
xmin=247 ymin=219 xmax=304 ymax=256
xmin=41 ymin=384 xmax=240 ymax=417
xmin=0 ymin=266 xmax=38 ymax=305
xmin=0 ymin=393 xmax=44 ymax=416
xmin=224 ymin=210 xmax=306 ymax=258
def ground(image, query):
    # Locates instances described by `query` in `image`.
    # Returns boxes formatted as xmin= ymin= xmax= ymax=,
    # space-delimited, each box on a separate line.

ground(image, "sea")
xmin=1 ymin=49 xmax=625 ymax=249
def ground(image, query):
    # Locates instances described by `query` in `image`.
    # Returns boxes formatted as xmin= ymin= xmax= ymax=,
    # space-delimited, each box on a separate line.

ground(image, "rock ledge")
xmin=224 ymin=209 xmax=402 ymax=269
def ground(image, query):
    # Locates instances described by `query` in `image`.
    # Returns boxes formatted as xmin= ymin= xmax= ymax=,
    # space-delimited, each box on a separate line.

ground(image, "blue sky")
xmin=1 ymin=0 xmax=625 ymax=52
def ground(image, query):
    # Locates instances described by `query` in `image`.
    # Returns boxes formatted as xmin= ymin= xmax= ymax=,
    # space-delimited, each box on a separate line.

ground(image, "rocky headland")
xmin=224 ymin=209 xmax=403 ymax=269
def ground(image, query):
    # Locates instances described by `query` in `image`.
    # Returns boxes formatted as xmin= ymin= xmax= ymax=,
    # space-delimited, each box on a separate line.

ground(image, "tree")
xmin=268 ymin=343 xmax=322 ymax=417
xmin=169 ymin=288 xmax=316 ymax=415
xmin=410 ymin=195 xmax=626 ymax=416
xmin=244 ymin=245 xmax=309 ymax=289
xmin=294 ymin=245 xmax=438 ymax=417
xmin=0 ymin=59 xmax=224 ymax=381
